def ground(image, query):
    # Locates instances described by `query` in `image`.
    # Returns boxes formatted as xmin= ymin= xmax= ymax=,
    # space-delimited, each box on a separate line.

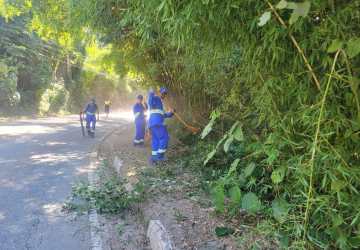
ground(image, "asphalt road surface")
xmin=0 ymin=113 xmax=131 ymax=250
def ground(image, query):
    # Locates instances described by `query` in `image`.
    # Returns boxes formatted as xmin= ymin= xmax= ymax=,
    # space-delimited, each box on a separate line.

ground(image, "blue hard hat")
xmin=160 ymin=87 xmax=168 ymax=94
xmin=137 ymin=94 xmax=143 ymax=100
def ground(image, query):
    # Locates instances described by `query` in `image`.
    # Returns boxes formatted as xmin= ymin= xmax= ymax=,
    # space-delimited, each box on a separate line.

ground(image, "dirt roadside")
xmin=95 ymin=124 xmax=276 ymax=250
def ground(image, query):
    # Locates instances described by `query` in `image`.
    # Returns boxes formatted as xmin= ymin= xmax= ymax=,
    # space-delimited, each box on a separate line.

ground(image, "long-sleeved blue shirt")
xmin=84 ymin=103 xmax=98 ymax=115
xmin=133 ymin=103 xmax=146 ymax=123
xmin=148 ymin=91 xmax=173 ymax=128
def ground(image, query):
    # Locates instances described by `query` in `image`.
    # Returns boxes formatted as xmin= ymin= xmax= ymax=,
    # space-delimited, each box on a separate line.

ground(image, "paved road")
xmin=0 ymin=114 xmax=130 ymax=250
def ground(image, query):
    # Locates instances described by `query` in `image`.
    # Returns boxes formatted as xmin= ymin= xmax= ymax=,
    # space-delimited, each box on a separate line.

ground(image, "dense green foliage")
xmin=2 ymin=0 xmax=360 ymax=248
xmin=0 ymin=15 xmax=55 ymax=113
xmin=0 ymin=2 xmax=134 ymax=115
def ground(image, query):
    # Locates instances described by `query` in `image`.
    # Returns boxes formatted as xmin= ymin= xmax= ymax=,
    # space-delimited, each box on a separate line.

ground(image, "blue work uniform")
xmin=133 ymin=103 xmax=147 ymax=145
xmin=84 ymin=103 xmax=98 ymax=131
xmin=148 ymin=91 xmax=173 ymax=161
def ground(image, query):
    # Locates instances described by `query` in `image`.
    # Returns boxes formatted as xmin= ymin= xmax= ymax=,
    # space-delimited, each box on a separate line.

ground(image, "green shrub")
xmin=39 ymin=79 xmax=69 ymax=115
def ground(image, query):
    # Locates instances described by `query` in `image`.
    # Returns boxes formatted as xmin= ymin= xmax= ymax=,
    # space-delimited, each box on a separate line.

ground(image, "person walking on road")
xmin=133 ymin=95 xmax=147 ymax=146
xmin=104 ymin=100 xmax=111 ymax=119
xmin=83 ymin=98 xmax=99 ymax=138
xmin=148 ymin=87 xmax=174 ymax=164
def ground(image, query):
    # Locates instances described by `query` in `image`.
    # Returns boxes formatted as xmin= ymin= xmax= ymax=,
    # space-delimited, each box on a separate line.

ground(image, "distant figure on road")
xmin=133 ymin=95 xmax=147 ymax=146
xmin=104 ymin=100 xmax=111 ymax=119
xmin=148 ymin=87 xmax=174 ymax=164
xmin=84 ymin=98 xmax=99 ymax=138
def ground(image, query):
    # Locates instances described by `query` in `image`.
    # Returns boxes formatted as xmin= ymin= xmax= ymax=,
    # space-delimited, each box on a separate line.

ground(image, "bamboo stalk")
xmin=266 ymin=0 xmax=321 ymax=91
xmin=303 ymin=49 xmax=341 ymax=239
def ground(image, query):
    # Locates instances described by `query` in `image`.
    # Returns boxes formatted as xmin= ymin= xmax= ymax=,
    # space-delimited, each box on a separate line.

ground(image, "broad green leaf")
xmin=286 ymin=2 xmax=298 ymax=9
xmin=212 ymin=184 xmax=225 ymax=213
xmin=294 ymin=1 xmax=311 ymax=16
xmin=203 ymin=149 xmax=216 ymax=166
xmin=278 ymin=233 xmax=290 ymax=248
xmin=223 ymin=135 xmax=234 ymax=153
xmin=327 ymin=39 xmax=343 ymax=53
xmin=215 ymin=226 xmax=235 ymax=237
xmin=272 ymin=198 xmax=290 ymax=222
xmin=346 ymin=38 xmax=360 ymax=58
xmin=276 ymin=0 xmax=288 ymax=9
xmin=241 ymin=192 xmax=262 ymax=213
xmin=233 ymin=125 xmax=244 ymax=141
xmin=243 ymin=162 xmax=256 ymax=178
xmin=289 ymin=12 xmax=300 ymax=24
xmin=289 ymin=1 xmax=311 ymax=25
xmin=229 ymin=185 xmax=241 ymax=205
xmin=271 ymin=167 xmax=286 ymax=184
xmin=258 ymin=12 xmax=271 ymax=27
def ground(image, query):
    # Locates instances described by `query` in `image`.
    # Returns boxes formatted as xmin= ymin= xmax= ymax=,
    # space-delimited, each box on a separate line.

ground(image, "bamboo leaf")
xmin=223 ymin=135 xmax=234 ymax=153
xmin=243 ymin=162 xmax=256 ymax=178
xmin=203 ymin=149 xmax=216 ymax=166
xmin=227 ymin=158 xmax=240 ymax=177
xmin=229 ymin=121 xmax=240 ymax=134
xmin=201 ymin=110 xmax=220 ymax=139
xmin=201 ymin=119 xmax=215 ymax=139
xmin=216 ymin=133 xmax=228 ymax=149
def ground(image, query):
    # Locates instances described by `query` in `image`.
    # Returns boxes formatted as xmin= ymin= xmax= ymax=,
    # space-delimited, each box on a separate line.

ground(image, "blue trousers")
xmin=86 ymin=114 xmax=96 ymax=130
xmin=134 ymin=119 xmax=145 ymax=144
xmin=150 ymin=125 xmax=169 ymax=160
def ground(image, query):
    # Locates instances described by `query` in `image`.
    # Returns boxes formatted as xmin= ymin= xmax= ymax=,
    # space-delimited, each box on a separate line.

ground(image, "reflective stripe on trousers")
xmin=150 ymin=109 xmax=164 ymax=115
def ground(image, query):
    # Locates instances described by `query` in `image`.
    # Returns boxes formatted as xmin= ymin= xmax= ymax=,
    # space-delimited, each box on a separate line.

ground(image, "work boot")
xmin=149 ymin=157 xmax=158 ymax=166
xmin=89 ymin=130 xmax=95 ymax=138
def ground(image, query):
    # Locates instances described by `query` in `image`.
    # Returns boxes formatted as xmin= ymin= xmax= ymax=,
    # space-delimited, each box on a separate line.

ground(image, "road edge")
xmin=88 ymin=156 xmax=103 ymax=250
xmin=87 ymin=125 xmax=128 ymax=250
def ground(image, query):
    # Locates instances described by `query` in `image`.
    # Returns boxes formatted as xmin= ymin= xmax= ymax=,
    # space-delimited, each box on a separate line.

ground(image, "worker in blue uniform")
xmin=148 ymin=87 xmax=174 ymax=163
xmin=83 ymin=98 xmax=99 ymax=137
xmin=133 ymin=95 xmax=147 ymax=146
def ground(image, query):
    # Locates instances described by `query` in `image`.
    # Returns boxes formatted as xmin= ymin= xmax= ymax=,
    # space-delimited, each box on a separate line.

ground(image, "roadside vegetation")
xmin=2 ymin=0 xmax=360 ymax=249
xmin=64 ymin=160 xmax=145 ymax=215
